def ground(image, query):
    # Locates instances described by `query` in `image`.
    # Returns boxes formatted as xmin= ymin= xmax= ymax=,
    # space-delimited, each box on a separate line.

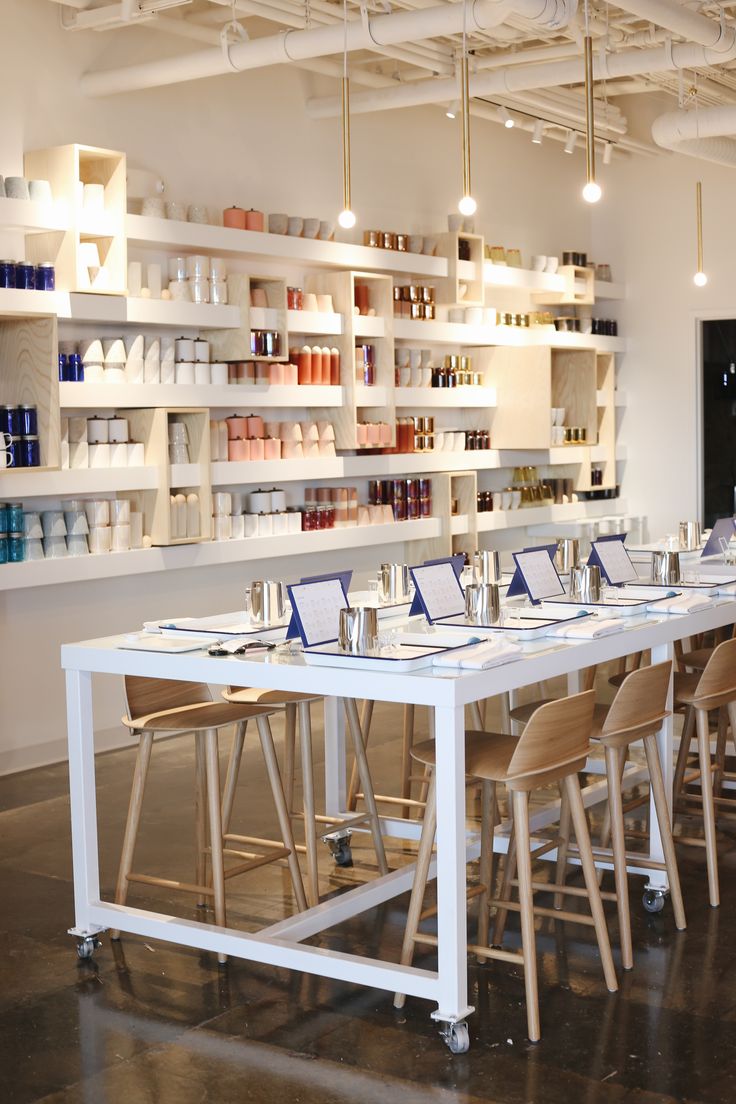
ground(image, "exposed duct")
xmin=79 ymin=0 xmax=578 ymax=95
xmin=614 ymin=0 xmax=736 ymax=54
xmin=306 ymin=33 xmax=736 ymax=119
xmin=652 ymin=105 xmax=736 ymax=166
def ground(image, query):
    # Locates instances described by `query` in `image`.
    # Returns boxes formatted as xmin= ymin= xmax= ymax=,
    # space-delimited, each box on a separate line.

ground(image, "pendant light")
xmin=694 ymin=181 xmax=707 ymax=286
xmin=337 ymin=0 xmax=356 ymax=229
xmin=457 ymin=1 xmax=476 ymax=217
xmin=581 ymin=0 xmax=601 ymax=203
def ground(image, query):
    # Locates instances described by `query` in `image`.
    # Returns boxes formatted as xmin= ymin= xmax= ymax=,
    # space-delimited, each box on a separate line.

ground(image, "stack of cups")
xmin=79 ymin=337 xmax=104 ymax=384
xmin=64 ymin=499 xmax=90 ymax=557
xmin=212 ymin=491 xmax=232 ymax=541
xmin=103 ymin=338 xmax=126 ymax=384
xmin=186 ymin=255 xmax=209 ymax=304
xmin=125 ymin=333 xmax=145 ymax=383
xmin=85 ymin=499 xmax=112 ymax=554
xmin=210 ymin=257 xmax=228 ymax=304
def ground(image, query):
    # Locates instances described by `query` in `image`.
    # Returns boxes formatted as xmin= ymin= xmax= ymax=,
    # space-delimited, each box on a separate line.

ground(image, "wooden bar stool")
xmin=223 ymin=688 xmax=389 ymax=907
xmin=672 ymin=637 xmax=736 ymax=907
xmin=394 ymin=691 xmax=618 ymax=1043
xmin=113 ymin=676 xmax=307 ymax=961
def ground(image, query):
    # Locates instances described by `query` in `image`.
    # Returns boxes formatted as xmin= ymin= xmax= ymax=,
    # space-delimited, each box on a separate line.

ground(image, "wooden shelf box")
xmin=0 ymin=311 xmax=59 ymax=470
xmin=438 ymin=232 xmax=484 ymax=306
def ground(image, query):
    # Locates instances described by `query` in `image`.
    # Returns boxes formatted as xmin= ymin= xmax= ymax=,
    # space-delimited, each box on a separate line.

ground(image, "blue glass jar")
xmin=34 ymin=263 xmax=55 ymax=291
xmin=8 ymin=536 xmax=25 ymax=562
xmin=19 ymin=405 xmax=37 ymax=436
xmin=6 ymin=503 xmax=23 ymax=533
xmin=20 ymin=437 xmax=40 ymax=467
xmin=1 ymin=405 xmax=20 ymax=436
xmin=0 ymin=503 xmax=8 ymax=534
xmin=68 ymin=354 xmax=83 ymax=382
xmin=0 ymin=260 xmax=15 ymax=289
xmin=6 ymin=438 xmax=21 ymax=469
xmin=58 ymin=353 xmax=68 ymax=381
xmin=14 ymin=263 xmax=35 ymax=290
xmin=0 ymin=537 xmax=8 ymax=565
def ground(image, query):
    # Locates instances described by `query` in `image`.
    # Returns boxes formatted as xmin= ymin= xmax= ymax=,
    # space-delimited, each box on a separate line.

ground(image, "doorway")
xmin=702 ymin=319 xmax=736 ymax=528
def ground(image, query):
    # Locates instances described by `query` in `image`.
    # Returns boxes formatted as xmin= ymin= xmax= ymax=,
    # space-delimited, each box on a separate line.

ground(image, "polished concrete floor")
xmin=3 ymin=696 xmax=736 ymax=1104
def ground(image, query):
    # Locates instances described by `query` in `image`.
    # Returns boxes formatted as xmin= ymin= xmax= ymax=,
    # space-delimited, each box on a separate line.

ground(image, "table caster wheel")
xmin=76 ymin=936 xmax=101 ymax=960
xmin=325 ymin=829 xmax=353 ymax=867
xmin=333 ymin=841 xmax=353 ymax=867
xmin=441 ymin=1021 xmax=470 ymax=1054
xmin=643 ymin=889 xmax=665 ymax=914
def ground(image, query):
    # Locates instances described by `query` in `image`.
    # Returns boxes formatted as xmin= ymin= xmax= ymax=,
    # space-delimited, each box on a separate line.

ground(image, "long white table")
xmin=62 ymin=599 xmax=736 ymax=1053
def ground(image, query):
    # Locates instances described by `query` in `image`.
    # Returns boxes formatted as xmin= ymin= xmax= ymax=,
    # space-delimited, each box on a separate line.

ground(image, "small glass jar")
xmin=286 ymin=287 xmax=303 ymax=310
xmin=19 ymin=405 xmax=37 ymax=436
xmin=0 ymin=260 xmax=16 ymax=289
xmin=34 ymin=263 xmax=55 ymax=291
xmin=14 ymin=263 xmax=35 ymax=290
xmin=19 ymin=436 xmax=40 ymax=467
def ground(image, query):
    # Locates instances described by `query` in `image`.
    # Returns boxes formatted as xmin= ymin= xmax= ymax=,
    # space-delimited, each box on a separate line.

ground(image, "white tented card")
xmin=410 ymin=562 xmax=466 ymax=622
xmin=513 ymin=549 xmax=565 ymax=602
xmin=592 ymin=538 xmax=639 ymax=585
xmin=288 ymin=578 xmax=348 ymax=647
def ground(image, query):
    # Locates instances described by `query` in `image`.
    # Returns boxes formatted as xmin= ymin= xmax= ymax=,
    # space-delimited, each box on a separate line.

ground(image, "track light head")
xmin=446 ymin=101 xmax=459 ymax=119
xmin=531 ymin=119 xmax=544 ymax=144
xmin=564 ymin=130 xmax=577 ymax=154
xmin=499 ymin=105 xmax=514 ymax=129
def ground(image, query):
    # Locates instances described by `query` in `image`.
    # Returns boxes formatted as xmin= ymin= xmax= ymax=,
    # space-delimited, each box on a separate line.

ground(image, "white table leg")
xmin=431 ymin=704 xmax=474 ymax=1031
xmin=645 ymin=641 xmax=674 ymax=892
xmin=66 ymin=669 xmax=104 ymax=938
xmin=323 ymin=695 xmax=346 ymax=818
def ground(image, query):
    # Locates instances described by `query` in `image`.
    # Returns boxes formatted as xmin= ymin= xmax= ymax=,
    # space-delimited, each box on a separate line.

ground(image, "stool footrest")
xmin=126 ymin=872 xmax=213 ymax=896
xmin=489 ymin=897 xmax=596 ymax=926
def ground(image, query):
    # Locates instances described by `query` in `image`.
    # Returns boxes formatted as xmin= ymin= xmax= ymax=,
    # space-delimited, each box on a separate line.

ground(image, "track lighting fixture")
xmin=531 ymin=119 xmax=544 ymax=144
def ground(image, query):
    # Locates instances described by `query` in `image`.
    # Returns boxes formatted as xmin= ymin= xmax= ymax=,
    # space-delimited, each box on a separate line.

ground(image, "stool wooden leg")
xmin=345 ymin=697 xmax=389 ymax=876
xmin=492 ymin=813 xmax=517 ymax=945
xmin=400 ymin=704 xmax=415 ymax=819
xmin=695 ymin=706 xmax=720 ymax=907
xmin=204 ymin=727 xmax=227 ymax=964
xmin=298 ymin=699 xmax=320 ymax=908
xmin=564 ymin=773 xmax=618 ymax=993
xmin=255 ymin=714 xmax=308 ymax=912
xmin=674 ymin=707 xmax=695 ymax=800
xmin=194 ymin=731 xmax=208 ymax=907
xmin=554 ymin=783 xmax=571 ymax=911
xmin=605 ymin=744 xmax=633 ymax=970
xmin=643 ymin=733 xmax=686 ymax=930
xmin=394 ymin=773 xmax=437 ymax=1009
xmin=714 ymin=707 xmax=728 ymax=797
xmin=512 ymin=789 xmax=540 ymax=1043
xmin=476 ymin=780 xmax=496 ymax=958
xmin=417 ymin=709 xmax=433 ymax=806
xmin=221 ymin=721 xmax=247 ymax=833
xmin=581 ymin=665 xmax=598 ymax=692
xmin=112 ymin=730 xmax=153 ymax=938
xmin=347 ymin=699 xmax=374 ymax=811
xmin=283 ymin=703 xmax=297 ymax=814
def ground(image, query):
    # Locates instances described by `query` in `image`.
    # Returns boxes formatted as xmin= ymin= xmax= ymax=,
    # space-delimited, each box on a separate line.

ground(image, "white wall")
xmin=7 ymin=0 xmax=724 ymax=771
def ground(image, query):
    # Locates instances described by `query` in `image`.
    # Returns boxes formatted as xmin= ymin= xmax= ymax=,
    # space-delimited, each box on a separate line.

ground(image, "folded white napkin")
xmin=433 ymin=640 xmax=522 ymax=669
xmin=655 ymin=594 xmax=713 ymax=615
xmin=552 ymin=618 xmax=623 ymax=639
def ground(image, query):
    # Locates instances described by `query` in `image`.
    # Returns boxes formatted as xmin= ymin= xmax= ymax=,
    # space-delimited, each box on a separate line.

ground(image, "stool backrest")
xmin=507 ymin=690 xmax=595 ymax=781
xmin=603 ymin=661 xmax=672 ymax=738
xmin=124 ymin=676 xmax=212 ymax=722
xmin=696 ymin=637 xmax=736 ymax=705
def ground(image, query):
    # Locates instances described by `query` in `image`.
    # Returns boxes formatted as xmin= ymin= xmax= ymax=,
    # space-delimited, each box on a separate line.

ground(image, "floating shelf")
xmin=395 ymin=387 xmax=497 ymax=408
xmin=0 ymin=288 xmax=239 ymax=329
xmin=477 ymin=498 xmax=626 ymax=532
xmin=354 ymin=385 xmax=389 ymax=407
xmin=0 ymin=466 xmax=158 ymax=498
xmin=286 ymin=310 xmax=342 ymax=336
xmin=0 ymin=196 xmax=69 ymax=234
xmin=127 ymin=214 xmax=446 ymax=278
xmin=353 ymin=315 xmax=386 ymax=339
xmin=0 ymin=516 xmax=441 ymax=592
xmin=394 ymin=317 xmax=625 ymax=353
xmin=211 ymin=458 xmax=344 ymax=485
xmin=169 ymin=462 xmax=202 ymax=486
xmin=59 ymin=383 xmax=345 ymax=409
xmin=483 ymin=263 xmax=565 ymax=293
xmin=450 ymin=513 xmax=470 ymax=535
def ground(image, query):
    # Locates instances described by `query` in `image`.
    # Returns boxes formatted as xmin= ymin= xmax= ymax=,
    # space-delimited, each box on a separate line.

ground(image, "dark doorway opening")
xmin=702 ymin=319 xmax=736 ymax=528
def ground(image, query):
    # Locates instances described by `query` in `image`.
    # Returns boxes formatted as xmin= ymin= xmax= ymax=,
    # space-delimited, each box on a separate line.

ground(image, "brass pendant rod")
xmin=461 ymin=53 xmax=471 ymax=199
xmin=342 ymin=75 xmax=351 ymax=212
xmin=696 ymin=180 xmax=704 ymax=274
xmin=584 ymin=34 xmax=596 ymax=187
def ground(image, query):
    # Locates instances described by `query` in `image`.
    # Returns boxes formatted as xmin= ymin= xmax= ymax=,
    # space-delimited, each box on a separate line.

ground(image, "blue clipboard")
xmin=286 ymin=570 xmax=354 ymax=638
xmin=506 ymin=544 xmax=558 ymax=598
xmin=409 ymin=562 xmax=466 ymax=624
xmin=408 ymin=554 xmax=464 ymax=616
xmin=286 ymin=577 xmax=350 ymax=647
xmin=587 ymin=532 xmax=631 ymax=585
xmin=702 ymin=517 xmax=736 ymax=558
xmin=510 ymin=546 xmax=565 ymax=605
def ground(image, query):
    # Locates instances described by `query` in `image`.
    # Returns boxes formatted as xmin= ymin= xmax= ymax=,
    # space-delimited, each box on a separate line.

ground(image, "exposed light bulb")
xmin=499 ymin=106 xmax=514 ymax=129
xmin=532 ymin=119 xmax=544 ymax=144
xmin=338 ymin=208 xmax=356 ymax=229
xmin=582 ymin=180 xmax=602 ymax=203
xmin=564 ymin=130 xmax=577 ymax=154
xmin=694 ymin=270 xmax=708 ymax=287
xmin=458 ymin=194 xmax=477 ymax=216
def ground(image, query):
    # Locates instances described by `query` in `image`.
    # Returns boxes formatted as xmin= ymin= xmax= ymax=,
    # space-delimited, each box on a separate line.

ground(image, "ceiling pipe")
xmin=306 ymin=32 xmax=736 ymax=118
xmin=652 ymin=104 xmax=736 ymax=166
xmin=614 ymin=0 xmax=736 ymax=53
xmin=79 ymin=0 xmax=578 ymax=95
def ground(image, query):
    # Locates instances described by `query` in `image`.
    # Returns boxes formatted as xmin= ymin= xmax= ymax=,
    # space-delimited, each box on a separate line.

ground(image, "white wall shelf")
xmin=59 ymin=383 xmax=344 ymax=409
xmin=211 ymin=458 xmax=344 ymax=485
xmin=0 ymin=196 xmax=69 ymax=234
xmin=0 ymin=288 xmax=239 ymax=329
xmin=450 ymin=513 xmax=470 ymax=535
xmin=286 ymin=310 xmax=342 ymax=336
xmin=477 ymin=498 xmax=627 ymax=533
xmin=483 ymin=262 xmax=565 ymax=293
xmin=0 ymin=516 xmax=441 ymax=592
xmin=353 ymin=315 xmax=386 ymax=339
xmin=354 ymin=385 xmax=389 ymax=407
xmin=169 ymin=462 xmax=202 ymax=486
xmin=0 ymin=466 xmax=158 ymax=498
xmin=126 ymin=214 xmax=446 ymax=278
xmin=394 ymin=317 xmax=625 ymax=353
xmin=395 ymin=387 xmax=497 ymax=408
